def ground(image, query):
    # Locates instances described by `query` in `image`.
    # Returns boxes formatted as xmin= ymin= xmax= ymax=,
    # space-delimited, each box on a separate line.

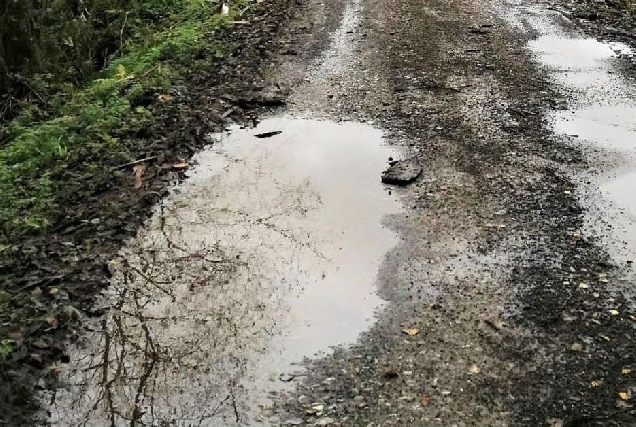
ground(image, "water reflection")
xmin=48 ymin=117 xmax=401 ymax=426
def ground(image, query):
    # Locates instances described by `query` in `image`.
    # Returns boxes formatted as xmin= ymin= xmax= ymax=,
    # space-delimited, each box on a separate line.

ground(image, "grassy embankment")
xmin=0 ymin=0 xmax=247 ymax=357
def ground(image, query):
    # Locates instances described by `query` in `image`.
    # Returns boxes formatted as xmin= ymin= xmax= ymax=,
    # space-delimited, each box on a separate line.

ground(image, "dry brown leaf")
xmin=619 ymin=392 xmax=629 ymax=401
xmin=402 ymin=328 xmax=420 ymax=336
xmin=609 ymin=309 xmax=619 ymax=316
xmin=420 ymin=396 xmax=430 ymax=406
xmin=157 ymin=94 xmax=173 ymax=102
xmin=469 ymin=365 xmax=481 ymax=375
xmin=133 ymin=164 xmax=147 ymax=189
xmin=173 ymin=162 xmax=189 ymax=169
xmin=622 ymin=368 xmax=632 ymax=375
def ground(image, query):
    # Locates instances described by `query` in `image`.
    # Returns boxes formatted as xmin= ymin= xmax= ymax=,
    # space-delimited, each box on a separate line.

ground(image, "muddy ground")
xmin=4 ymin=0 xmax=636 ymax=425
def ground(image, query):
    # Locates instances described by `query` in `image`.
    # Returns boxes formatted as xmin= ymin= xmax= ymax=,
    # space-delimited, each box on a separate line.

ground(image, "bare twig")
xmin=112 ymin=156 xmax=157 ymax=171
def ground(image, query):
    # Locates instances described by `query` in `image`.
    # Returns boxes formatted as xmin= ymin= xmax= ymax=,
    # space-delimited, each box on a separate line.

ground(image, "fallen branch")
xmin=112 ymin=156 xmax=157 ymax=171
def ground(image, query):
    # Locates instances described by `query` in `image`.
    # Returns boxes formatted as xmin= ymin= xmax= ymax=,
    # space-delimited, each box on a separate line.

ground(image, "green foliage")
xmin=0 ymin=0 xmax=243 ymax=241
xmin=0 ymin=340 xmax=12 ymax=360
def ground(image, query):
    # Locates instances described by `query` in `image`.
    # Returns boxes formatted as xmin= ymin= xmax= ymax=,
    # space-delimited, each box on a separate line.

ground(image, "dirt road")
xmin=42 ymin=0 xmax=636 ymax=425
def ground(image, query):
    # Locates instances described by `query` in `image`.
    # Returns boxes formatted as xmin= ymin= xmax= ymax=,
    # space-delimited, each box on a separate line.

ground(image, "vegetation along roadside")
xmin=0 ymin=0 xmax=297 ymax=423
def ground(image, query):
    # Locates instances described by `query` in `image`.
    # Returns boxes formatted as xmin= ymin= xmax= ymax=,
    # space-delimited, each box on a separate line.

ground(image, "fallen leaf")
xmin=469 ymin=365 xmax=481 ymax=375
xmin=570 ymin=343 xmax=583 ymax=351
xmin=157 ymin=94 xmax=173 ymax=102
xmin=609 ymin=309 xmax=619 ymax=316
xmin=48 ymin=363 xmax=62 ymax=374
xmin=133 ymin=164 xmax=146 ymax=189
xmin=421 ymin=396 xmax=431 ymax=406
xmin=619 ymin=392 xmax=629 ymax=401
xmin=45 ymin=316 xmax=58 ymax=328
xmin=547 ymin=418 xmax=564 ymax=427
xmin=173 ymin=162 xmax=189 ymax=169
xmin=578 ymin=282 xmax=589 ymax=289
xmin=402 ymin=328 xmax=420 ymax=336
xmin=590 ymin=380 xmax=600 ymax=388
xmin=622 ymin=368 xmax=632 ymax=375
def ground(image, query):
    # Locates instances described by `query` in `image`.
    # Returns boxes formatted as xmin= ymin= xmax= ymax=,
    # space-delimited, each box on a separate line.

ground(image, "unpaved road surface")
xmin=43 ymin=0 xmax=636 ymax=425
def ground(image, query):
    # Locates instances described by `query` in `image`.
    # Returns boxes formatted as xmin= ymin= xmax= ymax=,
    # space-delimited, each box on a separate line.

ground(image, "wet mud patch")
xmin=45 ymin=117 xmax=401 ymax=425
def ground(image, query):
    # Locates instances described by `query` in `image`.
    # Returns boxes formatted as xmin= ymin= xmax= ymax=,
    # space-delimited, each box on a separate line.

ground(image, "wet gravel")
xmin=264 ymin=0 xmax=636 ymax=425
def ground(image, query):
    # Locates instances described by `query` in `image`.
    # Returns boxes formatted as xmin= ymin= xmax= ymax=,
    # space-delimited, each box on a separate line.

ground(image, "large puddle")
xmin=505 ymin=1 xmax=636 ymax=261
xmin=46 ymin=117 xmax=400 ymax=425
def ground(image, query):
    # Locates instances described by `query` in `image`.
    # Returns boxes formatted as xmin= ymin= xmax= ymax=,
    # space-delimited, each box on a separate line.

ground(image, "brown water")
xmin=46 ymin=117 xmax=401 ymax=426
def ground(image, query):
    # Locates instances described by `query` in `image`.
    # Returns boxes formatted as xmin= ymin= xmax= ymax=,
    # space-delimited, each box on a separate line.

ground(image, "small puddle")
xmin=46 ymin=117 xmax=401 ymax=425
xmin=506 ymin=3 xmax=636 ymax=260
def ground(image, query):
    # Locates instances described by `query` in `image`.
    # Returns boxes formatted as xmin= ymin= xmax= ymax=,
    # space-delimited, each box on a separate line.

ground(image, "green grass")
xmin=0 ymin=0 xmax=242 ymax=240
xmin=0 ymin=340 xmax=12 ymax=360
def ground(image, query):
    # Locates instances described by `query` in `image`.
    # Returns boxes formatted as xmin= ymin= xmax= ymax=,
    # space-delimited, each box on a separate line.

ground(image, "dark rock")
xmin=279 ymin=373 xmax=295 ymax=382
xmin=381 ymin=158 xmax=422 ymax=185
xmin=255 ymin=131 xmax=282 ymax=138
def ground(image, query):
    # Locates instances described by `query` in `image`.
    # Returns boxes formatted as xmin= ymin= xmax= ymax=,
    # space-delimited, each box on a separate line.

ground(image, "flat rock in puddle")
xmin=381 ymin=158 xmax=422 ymax=185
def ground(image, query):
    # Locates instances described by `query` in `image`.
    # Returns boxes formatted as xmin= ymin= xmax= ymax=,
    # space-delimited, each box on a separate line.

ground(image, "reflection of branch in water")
xmin=131 ymin=292 xmax=158 ymax=426
xmin=57 ymin=180 xmax=323 ymax=425
xmin=230 ymin=382 xmax=240 ymax=424
xmin=191 ymin=206 xmax=326 ymax=260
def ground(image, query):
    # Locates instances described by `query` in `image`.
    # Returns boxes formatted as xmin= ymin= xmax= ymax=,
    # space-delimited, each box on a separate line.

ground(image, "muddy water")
xmin=47 ymin=117 xmax=400 ymax=426
xmin=505 ymin=3 xmax=636 ymax=262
